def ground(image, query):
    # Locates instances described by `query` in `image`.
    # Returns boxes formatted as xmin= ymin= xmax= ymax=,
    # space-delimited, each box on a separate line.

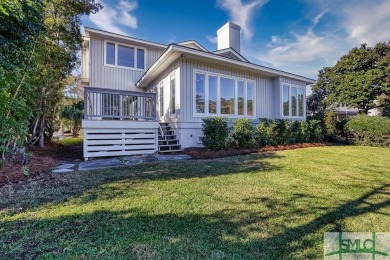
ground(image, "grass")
xmin=59 ymin=137 xmax=83 ymax=146
xmin=0 ymin=145 xmax=389 ymax=259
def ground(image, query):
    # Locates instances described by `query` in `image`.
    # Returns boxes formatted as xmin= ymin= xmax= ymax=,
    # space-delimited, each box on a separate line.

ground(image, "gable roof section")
xmin=137 ymin=44 xmax=316 ymax=88
xmin=84 ymin=27 xmax=167 ymax=49
xmin=214 ymin=48 xmax=248 ymax=62
xmin=177 ymin=40 xmax=208 ymax=52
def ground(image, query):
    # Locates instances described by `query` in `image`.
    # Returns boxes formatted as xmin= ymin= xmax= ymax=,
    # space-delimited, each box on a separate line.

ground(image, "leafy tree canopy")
xmin=313 ymin=42 xmax=390 ymax=114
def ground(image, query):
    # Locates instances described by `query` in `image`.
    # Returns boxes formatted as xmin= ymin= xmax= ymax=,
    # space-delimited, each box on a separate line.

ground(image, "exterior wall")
xmin=89 ymin=36 xmax=164 ymax=91
xmin=168 ymin=60 xmax=310 ymax=148
xmin=147 ymin=59 xmax=181 ymax=122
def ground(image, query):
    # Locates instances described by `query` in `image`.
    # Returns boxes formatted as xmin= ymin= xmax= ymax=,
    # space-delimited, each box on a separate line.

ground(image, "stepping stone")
xmin=52 ymin=168 xmax=74 ymax=173
xmin=173 ymin=154 xmax=192 ymax=160
xmin=124 ymin=158 xmax=143 ymax=166
xmin=155 ymin=155 xmax=175 ymax=161
xmin=56 ymin=163 xmax=76 ymax=169
xmin=78 ymin=158 xmax=124 ymax=171
xmin=141 ymin=155 xmax=158 ymax=163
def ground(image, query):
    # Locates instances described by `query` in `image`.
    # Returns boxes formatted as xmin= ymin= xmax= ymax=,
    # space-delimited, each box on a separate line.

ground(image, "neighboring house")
xmin=81 ymin=22 xmax=315 ymax=159
xmin=334 ymin=105 xmax=359 ymax=121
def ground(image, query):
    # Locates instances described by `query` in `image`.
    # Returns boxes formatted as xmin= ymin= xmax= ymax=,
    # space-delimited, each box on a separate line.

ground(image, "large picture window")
xmin=194 ymin=71 xmax=255 ymax=117
xmin=282 ymin=84 xmax=305 ymax=118
xmin=105 ymin=41 xmax=145 ymax=70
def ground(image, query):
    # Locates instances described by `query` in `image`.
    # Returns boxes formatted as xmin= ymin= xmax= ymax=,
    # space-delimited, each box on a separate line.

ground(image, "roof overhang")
xmin=84 ymin=27 xmax=167 ymax=50
xmin=137 ymin=44 xmax=316 ymax=88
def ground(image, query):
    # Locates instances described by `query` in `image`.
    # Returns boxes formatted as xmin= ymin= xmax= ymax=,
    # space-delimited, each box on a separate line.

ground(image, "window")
xmin=105 ymin=41 xmax=145 ymax=70
xmin=117 ymin=45 xmax=134 ymax=67
xmin=137 ymin=49 xmax=145 ymax=69
xmin=194 ymin=71 xmax=255 ymax=117
xmin=298 ymin=88 xmax=304 ymax=117
xmin=159 ymin=82 xmax=164 ymax=116
xmin=196 ymin=73 xmax=205 ymax=113
xmin=283 ymin=85 xmax=289 ymax=116
xmin=220 ymin=77 xmax=235 ymax=115
xmin=170 ymin=75 xmax=175 ymax=114
xmin=208 ymin=75 xmax=217 ymax=114
xmin=247 ymin=82 xmax=254 ymax=116
xmin=238 ymin=81 xmax=245 ymax=115
xmin=282 ymin=84 xmax=305 ymax=118
xmin=106 ymin=43 xmax=115 ymax=65
xmin=291 ymin=87 xmax=297 ymax=117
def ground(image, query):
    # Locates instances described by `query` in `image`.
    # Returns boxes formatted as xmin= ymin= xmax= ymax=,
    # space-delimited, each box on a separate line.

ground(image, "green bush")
xmin=307 ymin=120 xmax=324 ymax=142
xmin=201 ymin=117 xmax=230 ymax=150
xmin=345 ymin=115 xmax=390 ymax=147
xmin=324 ymin=110 xmax=338 ymax=139
xmin=230 ymin=119 xmax=255 ymax=149
xmin=255 ymin=118 xmax=323 ymax=147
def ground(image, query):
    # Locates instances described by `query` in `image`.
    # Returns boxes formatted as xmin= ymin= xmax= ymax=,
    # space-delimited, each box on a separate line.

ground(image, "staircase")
xmin=158 ymin=122 xmax=183 ymax=153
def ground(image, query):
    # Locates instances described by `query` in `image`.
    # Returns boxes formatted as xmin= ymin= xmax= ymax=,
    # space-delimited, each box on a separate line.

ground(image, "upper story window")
xmin=194 ymin=70 xmax=255 ymax=117
xmin=282 ymin=84 xmax=305 ymax=118
xmin=104 ymin=41 xmax=145 ymax=70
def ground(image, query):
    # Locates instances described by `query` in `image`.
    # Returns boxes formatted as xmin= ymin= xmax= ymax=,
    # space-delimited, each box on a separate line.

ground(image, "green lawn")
xmin=1 ymin=146 xmax=389 ymax=259
xmin=59 ymin=137 xmax=83 ymax=146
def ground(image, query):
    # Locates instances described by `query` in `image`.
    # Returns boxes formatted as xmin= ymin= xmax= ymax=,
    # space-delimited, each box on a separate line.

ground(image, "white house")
xmin=81 ymin=22 xmax=315 ymax=159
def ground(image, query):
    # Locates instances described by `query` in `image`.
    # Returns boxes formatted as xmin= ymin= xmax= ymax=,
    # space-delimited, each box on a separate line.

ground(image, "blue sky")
xmin=82 ymin=0 xmax=390 ymax=80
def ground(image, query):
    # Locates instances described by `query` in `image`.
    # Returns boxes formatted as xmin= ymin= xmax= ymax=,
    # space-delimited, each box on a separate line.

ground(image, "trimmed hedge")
xmin=201 ymin=117 xmax=230 ymax=150
xmin=345 ymin=115 xmax=390 ymax=147
xmin=201 ymin=117 xmax=324 ymax=150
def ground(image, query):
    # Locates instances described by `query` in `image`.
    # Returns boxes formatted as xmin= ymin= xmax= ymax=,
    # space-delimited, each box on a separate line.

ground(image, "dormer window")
xmin=104 ymin=40 xmax=145 ymax=70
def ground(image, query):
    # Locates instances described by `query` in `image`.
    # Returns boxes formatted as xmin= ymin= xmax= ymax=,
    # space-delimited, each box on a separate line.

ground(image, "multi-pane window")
xmin=282 ymin=84 xmax=305 ymax=118
xmin=105 ymin=41 xmax=145 ymax=70
xmin=194 ymin=71 xmax=255 ymax=117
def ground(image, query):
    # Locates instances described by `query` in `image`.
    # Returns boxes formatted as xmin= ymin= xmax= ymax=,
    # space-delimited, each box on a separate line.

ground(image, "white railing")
xmin=84 ymin=87 xmax=157 ymax=121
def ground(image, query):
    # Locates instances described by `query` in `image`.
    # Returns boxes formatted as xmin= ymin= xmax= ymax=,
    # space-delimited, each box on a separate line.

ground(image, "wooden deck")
xmin=83 ymin=87 xmax=159 ymax=160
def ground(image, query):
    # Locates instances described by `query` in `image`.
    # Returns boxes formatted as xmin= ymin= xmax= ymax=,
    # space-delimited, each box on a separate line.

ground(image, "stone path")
xmin=52 ymin=154 xmax=192 ymax=173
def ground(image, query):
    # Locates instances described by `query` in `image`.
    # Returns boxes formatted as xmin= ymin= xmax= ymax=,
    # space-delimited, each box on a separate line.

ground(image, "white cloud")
xmin=88 ymin=0 xmax=138 ymax=35
xmin=207 ymin=35 xmax=218 ymax=44
xmin=343 ymin=0 xmax=390 ymax=45
xmin=259 ymin=29 xmax=337 ymax=67
xmin=217 ymin=0 xmax=268 ymax=40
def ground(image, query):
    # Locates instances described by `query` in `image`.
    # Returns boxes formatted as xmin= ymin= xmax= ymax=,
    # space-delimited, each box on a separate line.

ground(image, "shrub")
xmin=255 ymin=119 xmax=323 ymax=147
xmin=230 ymin=119 xmax=255 ymax=149
xmin=201 ymin=117 xmax=230 ymax=150
xmin=324 ymin=110 xmax=338 ymax=139
xmin=345 ymin=115 xmax=390 ymax=147
xmin=256 ymin=119 xmax=270 ymax=146
xmin=308 ymin=120 xmax=324 ymax=142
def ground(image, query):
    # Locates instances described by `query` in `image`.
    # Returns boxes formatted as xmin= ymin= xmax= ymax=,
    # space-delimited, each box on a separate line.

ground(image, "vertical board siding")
xmin=89 ymin=36 xmax=164 ymax=91
xmin=180 ymin=59 xmax=275 ymax=123
xmin=280 ymin=77 xmax=307 ymax=87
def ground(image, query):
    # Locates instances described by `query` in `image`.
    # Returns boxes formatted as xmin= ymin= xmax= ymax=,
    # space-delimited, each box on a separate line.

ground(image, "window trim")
xmin=193 ymin=69 xmax=256 ymax=118
xmin=281 ymin=83 xmax=306 ymax=119
xmin=103 ymin=40 xmax=146 ymax=71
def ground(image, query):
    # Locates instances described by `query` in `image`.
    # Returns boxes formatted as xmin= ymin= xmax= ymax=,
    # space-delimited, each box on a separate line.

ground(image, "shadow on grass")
xmin=1 ymin=184 xmax=389 ymax=259
xmin=0 ymin=152 xmax=282 ymax=212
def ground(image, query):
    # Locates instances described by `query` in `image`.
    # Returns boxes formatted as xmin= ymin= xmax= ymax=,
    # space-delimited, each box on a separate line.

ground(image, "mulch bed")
xmin=0 ymin=142 xmax=83 ymax=187
xmin=184 ymin=142 xmax=329 ymax=160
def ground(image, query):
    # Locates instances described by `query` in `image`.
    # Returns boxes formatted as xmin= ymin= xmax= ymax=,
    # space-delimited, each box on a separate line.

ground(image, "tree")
xmin=61 ymin=99 xmax=84 ymax=137
xmin=314 ymin=42 xmax=390 ymax=114
xmin=28 ymin=0 xmax=102 ymax=147
xmin=0 ymin=0 xmax=44 ymax=159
